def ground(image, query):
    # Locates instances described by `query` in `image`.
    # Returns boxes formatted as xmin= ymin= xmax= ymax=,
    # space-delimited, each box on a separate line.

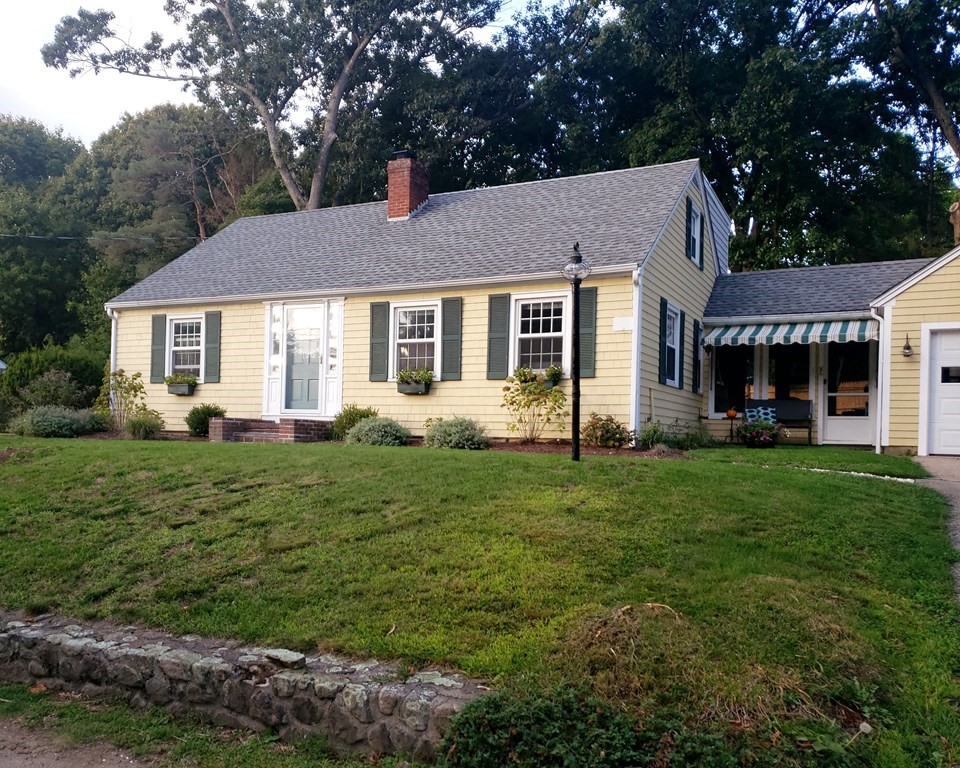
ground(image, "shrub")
xmin=8 ymin=406 xmax=104 ymax=438
xmin=501 ymin=368 xmax=568 ymax=442
xmin=664 ymin=419 xmax=717 ymax=450
xmin=125 ymin=412 xmax=165 ymax=440
xmin=423 ymin=418 xmax=488 ymax=450
xmin=438 ymin=688 xmax=646 ymax=768
xmin=580 ymin=412 xmax=632 ymax=448
xmin=93 ymin=370 xmax=150 ymax=432
xmin=345 ymin=416 xmax=409 ymax=446
xmin=636 ymin=420 xmax=665 ymax=449
xmin=17 ymin=368 xmax=94 ymax=409
xmin=1 ymin=345 xmax=104 ymax=407
xmin=331 ymin=403 xmax=379 ymax=440
xmin=185 ymin=403 xmax=227 ymax=437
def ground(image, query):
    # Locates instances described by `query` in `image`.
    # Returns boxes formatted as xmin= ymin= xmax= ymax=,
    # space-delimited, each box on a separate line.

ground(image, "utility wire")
xmin=0 ymin=233 xmax=199 ymax=243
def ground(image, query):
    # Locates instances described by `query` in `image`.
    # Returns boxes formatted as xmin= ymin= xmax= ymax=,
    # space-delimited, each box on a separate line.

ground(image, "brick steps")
xmin=209 ymin=417 xmax=332 ymax=444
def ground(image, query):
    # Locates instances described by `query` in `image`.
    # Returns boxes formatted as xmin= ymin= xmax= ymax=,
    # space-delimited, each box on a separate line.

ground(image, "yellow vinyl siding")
xmin=639 ymin=179 xmax=716 ymax=427
xmin=115 ymin=303 xmax=266 ymax=431
xmin=115 ymin=277 xmax=635 ymax=437
xmin=885 ymin=256 xmax=960 ymax=450
xmin=342 ymin=276 xmax=635 ymax=438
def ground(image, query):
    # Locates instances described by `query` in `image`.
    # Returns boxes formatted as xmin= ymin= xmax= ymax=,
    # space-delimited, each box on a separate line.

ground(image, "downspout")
xmin=106 ymin=306 xmax=119 ymax=414
xmin=870 ymin=306 xmax=884 ymax=454
xmin=629 ymin=264 xmax=646 ymax=435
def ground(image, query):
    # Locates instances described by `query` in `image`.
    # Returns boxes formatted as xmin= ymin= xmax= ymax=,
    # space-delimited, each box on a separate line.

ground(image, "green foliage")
xmin=501 ymin=368 xmax=569 ymax=442
xmin=664 ymin=420 xmax=717 ymax=450
xmin=164 ymin=373 xmax=198 ymax=386
xmin=580 ymin=412 xmax=632 ymax=448
xmin=439 ymin=688 xmax=648 ymax=767
xmin=185 ymin=403 xmax=227 ymax=437
xmin=125 ymin=412 xmax=165 ymax=440
xmin=636 ymin=420 xmax=665 ymax=449
xmin=9 ymin=406 xmax=105 ymax=438
xmin=344 ymin=416 xmax=410 ymax=446
xmin=94 ymin=369 xmax=151 ymax=432
xmin=0 ymin=344 xmax=103 ymax=406
xmin=331 ymin=403 xmax=379 ymax=441
xmin=17 ymin=368 xmax=94 ymax=409
xmin=396 ymin=366 xmax=434 ymax=384
xmin=423 ymin=417 xmax=488 ymax=450
xmin=735 ymin=419 xmax=786 ymax=448
xmin=544 ymin=364 xmax=563 ymax=385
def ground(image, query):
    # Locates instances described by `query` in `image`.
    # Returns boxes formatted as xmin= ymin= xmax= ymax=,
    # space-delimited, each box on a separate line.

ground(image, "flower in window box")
xmin=396 ymin=367 xmax=434 ymax=394
xmin=544 ymin=364 xmax=563 ymax=389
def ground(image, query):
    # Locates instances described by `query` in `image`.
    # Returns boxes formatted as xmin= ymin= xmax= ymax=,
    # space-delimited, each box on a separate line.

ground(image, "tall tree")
xmin=859 ymin=0 xmax=960 ymax=165
xmin=43 ymin=0 xmax=504 ymax=211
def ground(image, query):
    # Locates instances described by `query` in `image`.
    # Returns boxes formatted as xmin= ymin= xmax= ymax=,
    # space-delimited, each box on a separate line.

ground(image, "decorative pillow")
xmin=744 ymin=406 xmax=777 ymax=423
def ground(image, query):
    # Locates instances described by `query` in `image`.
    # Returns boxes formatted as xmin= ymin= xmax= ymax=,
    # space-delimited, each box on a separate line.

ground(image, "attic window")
xmin=687 ymin=198 xmax=704 ymax=268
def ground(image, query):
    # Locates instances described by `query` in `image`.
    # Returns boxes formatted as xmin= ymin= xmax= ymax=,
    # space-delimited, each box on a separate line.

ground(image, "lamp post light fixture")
xmin=562 ymin=242 xmax=592 ymax=461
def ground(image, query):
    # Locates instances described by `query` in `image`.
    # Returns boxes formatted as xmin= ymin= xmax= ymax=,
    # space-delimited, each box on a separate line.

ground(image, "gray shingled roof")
xmin=109 ymin=160 xmax=702 ymax=306
xmin=704 ymin=258 xmax=935 ymax=319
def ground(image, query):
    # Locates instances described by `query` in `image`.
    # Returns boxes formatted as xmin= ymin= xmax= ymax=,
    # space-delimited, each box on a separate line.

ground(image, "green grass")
xmin=0 ymin=437 xmax=957 ymax=765
xmin=0 ymin=683 xmax=415 ymax=767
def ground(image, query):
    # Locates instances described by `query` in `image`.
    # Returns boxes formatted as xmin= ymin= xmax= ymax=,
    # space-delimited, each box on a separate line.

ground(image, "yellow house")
xmin=106 ymin=155 xmax=728 ymax=441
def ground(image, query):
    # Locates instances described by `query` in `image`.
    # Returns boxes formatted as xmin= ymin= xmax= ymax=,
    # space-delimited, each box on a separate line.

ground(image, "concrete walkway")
xmin=916 ymin=456 xmax=960 ymax=597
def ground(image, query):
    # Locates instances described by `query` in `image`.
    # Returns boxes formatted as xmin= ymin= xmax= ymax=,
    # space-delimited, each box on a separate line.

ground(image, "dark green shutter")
xmin=692 ymin=320 xmax=702 ymax=393
xmin=204 ymin=311 xmax=221 ymax=383
xmin=658 ymin=298 xmax=668 ymax=385
xmin=698 ymin=211 xmax=706 ymax=270
xmin=150 ymin=314 xmax=166 ymax=383
xmin=487 ymin=294 xmax=511 ymax=379
xmin=579 ymin=287 xmax=597 ymax=378
xmin=369 ymin=302 xmax=389 ymax=381
xmin=441 ymin=297 xmax=462 ymax=381
xmin=678 ymin=311 xmax=686 ymax=390
xmin=685 ymin=197 xmax=693 ymax=261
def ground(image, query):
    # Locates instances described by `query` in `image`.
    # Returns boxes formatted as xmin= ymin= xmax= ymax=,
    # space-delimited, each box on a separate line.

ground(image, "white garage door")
xmin=930 ymin=330 xmax=960 ymax=455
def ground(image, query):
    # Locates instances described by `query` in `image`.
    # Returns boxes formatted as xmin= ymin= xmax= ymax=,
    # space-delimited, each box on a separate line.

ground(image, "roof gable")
xmin=109 ymin=159 xmax=708 ymax=307
xmin=870 ymin=245 xmax=960 ymax=307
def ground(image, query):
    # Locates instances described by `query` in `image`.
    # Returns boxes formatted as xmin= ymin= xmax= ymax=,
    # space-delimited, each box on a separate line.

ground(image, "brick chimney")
xmin=387 ymin=150 xmax=429 ymax=221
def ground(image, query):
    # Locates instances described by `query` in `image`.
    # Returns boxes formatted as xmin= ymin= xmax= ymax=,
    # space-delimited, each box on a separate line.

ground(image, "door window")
xmin=827 ymin=342 xmax=870 ymax=417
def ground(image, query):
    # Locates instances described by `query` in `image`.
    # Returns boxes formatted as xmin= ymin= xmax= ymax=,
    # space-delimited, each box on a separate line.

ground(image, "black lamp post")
xmin=561 ymin=242 xmax=592 ymax=461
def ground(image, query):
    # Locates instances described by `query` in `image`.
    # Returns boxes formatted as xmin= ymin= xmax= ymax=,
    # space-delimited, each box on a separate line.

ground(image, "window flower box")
xmin=397 ymin=381 xmax=431 ymax=395
xmin=396 ymin=366 xmax=434 ymax=395
xmin=164 ymin=374 xmax=198 ymax=396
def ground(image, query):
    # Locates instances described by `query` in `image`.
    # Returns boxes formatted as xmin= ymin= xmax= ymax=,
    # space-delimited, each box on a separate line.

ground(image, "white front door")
xmin=930 ymin=330 xmax=960 ymax=455
xmin=822 ymin=341 xmax=876 ymax=445
xmin=264 ymin=301 xmax=343 ymax=418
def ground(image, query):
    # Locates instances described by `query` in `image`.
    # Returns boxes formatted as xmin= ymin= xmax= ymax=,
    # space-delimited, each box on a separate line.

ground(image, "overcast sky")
xmin=2 ymin=1 xmax=514 ymax=147
xmin=2 ymin=1 xmax=194 ymax=145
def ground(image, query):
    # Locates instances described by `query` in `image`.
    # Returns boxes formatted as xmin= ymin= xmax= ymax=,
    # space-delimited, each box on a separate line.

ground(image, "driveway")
xmin=917 ymin=456 xmax=960 ymax=598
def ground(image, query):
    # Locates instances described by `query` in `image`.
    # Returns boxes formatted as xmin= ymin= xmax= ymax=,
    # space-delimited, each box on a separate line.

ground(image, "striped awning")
xmin=703 ymin=319 xmax=878 ymax=347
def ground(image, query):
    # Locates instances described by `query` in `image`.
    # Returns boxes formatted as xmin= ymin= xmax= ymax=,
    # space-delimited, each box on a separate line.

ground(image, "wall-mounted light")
xmin=902 ymin=335 xmax=913 ymax=357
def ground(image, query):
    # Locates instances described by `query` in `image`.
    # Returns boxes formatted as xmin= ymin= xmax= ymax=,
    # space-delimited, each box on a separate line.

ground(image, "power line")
xmin=0 ymin=233 xmax=199 ymax=243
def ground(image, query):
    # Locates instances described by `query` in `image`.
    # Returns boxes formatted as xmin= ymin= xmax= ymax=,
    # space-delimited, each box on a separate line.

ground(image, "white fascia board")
xmin=702 ymin=311 xmax=874 ymax=326
xmin=105 ymin=264 xmax=638 ymax=310
xmin=870 ymin=247 xmax=960 ymax=308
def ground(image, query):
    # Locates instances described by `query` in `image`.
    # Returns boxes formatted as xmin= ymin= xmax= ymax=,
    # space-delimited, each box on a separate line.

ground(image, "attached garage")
xmin=871 ymin=246 xmax=960 ymax=456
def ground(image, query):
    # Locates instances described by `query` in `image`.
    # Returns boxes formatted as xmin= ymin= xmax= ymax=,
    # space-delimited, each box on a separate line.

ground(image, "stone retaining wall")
xmin=0 ymin=614 xmax=486 ymax=761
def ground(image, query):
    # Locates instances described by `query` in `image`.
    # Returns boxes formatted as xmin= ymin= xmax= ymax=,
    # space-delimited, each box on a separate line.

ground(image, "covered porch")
xmin=701 ymin=318 xmax=879 ymax=447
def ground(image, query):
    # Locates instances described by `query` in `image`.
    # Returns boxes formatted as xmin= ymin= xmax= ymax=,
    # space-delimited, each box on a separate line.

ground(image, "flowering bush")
xmin=735 ymin=419 xmax=787 ymax=448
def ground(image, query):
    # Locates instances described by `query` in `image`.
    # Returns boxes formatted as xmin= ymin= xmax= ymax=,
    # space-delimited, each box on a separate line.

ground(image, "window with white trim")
xmin=516 ymin=296 xmax=565 ymax=371
xmin=168 ymin=317 xmax=203 ymax=379
xmin=688 ymin=202 xmax=703 ymax=266
xmin=664 ymin=305 xmax=680 ymax=387
xmin=392 ymin=302 xmax=439 ymax=377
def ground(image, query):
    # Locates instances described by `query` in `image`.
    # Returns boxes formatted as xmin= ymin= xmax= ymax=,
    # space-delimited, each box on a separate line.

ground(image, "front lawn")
xmin=0 ymin=438 xmax=957 ymax=765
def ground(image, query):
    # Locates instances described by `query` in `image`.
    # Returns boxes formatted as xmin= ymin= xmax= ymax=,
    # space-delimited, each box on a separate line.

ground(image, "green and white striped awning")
xmin=703 ymin=319 xmax=878 ymax=347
